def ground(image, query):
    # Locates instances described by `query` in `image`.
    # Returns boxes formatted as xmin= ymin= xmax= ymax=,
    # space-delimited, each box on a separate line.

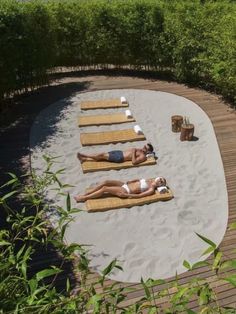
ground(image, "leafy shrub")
xmin=161 ymin=0 xmax=236 ymax=100
xmin=0 ymin=0 xmax=54 ymax=101
xmin=0 ymin=0 xmax=235 ymax=107
xmin=1 ymin=157 xmax=236 ymax=313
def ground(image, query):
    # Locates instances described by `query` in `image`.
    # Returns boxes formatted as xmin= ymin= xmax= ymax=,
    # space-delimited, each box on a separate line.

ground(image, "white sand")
xmin=30 ymin=89 xmax=228 ymax=283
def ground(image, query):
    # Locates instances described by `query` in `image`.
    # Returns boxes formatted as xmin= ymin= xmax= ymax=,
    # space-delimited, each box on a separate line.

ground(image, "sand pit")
xmin=30 ymin=89 xmax=228 ymax=283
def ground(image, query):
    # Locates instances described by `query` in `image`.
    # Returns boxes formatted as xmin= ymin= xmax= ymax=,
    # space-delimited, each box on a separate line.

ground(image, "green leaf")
xmin=0 ymin=262 xmax=11 ymax=271
xmin=56 ymin=206 xmax=68 ymax=216
xmin=23 ymin=246 xmax=32 ymax=262
xmin=36 ymin=267 xmax=61 ymax=281
xmin=201 ymin=246 xmax=215 ymax=257
xmin=199 ymin=291 xmax=208 ymax=306
xmin=213 ymin=252 xmax=222 ymax=269
xmin=229 ymin=222 xmax=236 ymax=230
xmin=54 ymin=176 xmax=62 ymax=188
xmin=1 ymin=190 xmax=18 ymax=202
xmin=16 ymin=245 xmax=26 ymax=261
xmin=221 ymin=260 xmax=236 ymax=270
xmin=64 ymin=301 xmax=77 ymax=310
xmin=183 ymin=260 xmax=191 ymax=270
xmin=61 ymin=222 xmax=70 ymax=240
xmin=66 ymin=193 xmax=71 ymax=212
xmin=172 ymin=287 xmax=189 ymax=301
xmin=146 ymin=278 xmax=165 ymax=287
xmin=102 ymin=259 xmax=122 ymax=277
xmin=192 ymin=261 xmax=209 ymax=269
xmin=55 ymin=168 xmax=66 ymax=175
xmin=196 ymin=233 xmax=216 ymax=249
xmin=141 ymin=277 xmax=151 ymax=300
xmin=0 ymin=241 xmax=11 ymax=246
xmin=224 ymin=274 xmax=236 ymax=287
xmin=198 ymin=287 xmax=211 ymax=306
xmin=69 ymin=208 xmax=82 ymax=214
xmin=148 ymin=307 xmax=157 ymax=314
xmin=29 ymin=279 xmax=38 ymax=295
xmin=0 ymin=176 xmax=19 ymax=189
xmin=66 ymin=278 xmax=70 ymax=292
xmin=116 ymin=293 xmax=126 ymax=304
xmin=87 ymin=294 xmax=102 ymax=312
xmin=62 ymin=184 xmax=74 ymax=188
xmin=21 ymin=261 xmax=27 ymax=279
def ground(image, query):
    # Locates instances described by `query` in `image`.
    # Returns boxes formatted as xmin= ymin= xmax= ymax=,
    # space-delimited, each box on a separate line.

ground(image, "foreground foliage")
xmin=0 ymin=0 xmax=235 ymax=108
xmin=0 ymin=156 xmax=236 ymax=313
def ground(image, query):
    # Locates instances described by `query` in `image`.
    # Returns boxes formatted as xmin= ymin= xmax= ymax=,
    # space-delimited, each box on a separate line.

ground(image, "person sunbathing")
xmin=74 ymin=176 xmax=167 ymax=203
xmin=77 ymin=143 xmax=154 ymax=165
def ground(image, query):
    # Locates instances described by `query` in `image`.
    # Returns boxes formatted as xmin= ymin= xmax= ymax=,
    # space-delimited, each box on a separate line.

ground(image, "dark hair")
xmin=147 ymin=143 xmax=154 ymax=153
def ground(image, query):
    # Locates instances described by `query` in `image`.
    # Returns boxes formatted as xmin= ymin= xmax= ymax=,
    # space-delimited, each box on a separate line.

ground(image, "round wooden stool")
xmin=171 ymin=115 xmax=183 ymax=132
xmin=180 ymin=124 xmax=194 ymax=141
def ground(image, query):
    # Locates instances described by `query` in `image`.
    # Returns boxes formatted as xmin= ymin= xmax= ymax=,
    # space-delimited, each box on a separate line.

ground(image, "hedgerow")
xmin=0 ymin=0 xmax=235 ymax=104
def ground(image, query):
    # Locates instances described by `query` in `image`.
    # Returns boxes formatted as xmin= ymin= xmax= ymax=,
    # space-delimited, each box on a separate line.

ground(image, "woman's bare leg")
xmin=74 ymin=186 xmax=128 ymax=202
xmin=84 ymin=180 xmax=124 ymax=195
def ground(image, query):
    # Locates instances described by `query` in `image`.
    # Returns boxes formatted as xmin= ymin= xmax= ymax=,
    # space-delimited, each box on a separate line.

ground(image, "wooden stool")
xmin=180 ymin=124 xmax=194 ymax=141
xmin=171 ymin=115 xmax=183 ymax=132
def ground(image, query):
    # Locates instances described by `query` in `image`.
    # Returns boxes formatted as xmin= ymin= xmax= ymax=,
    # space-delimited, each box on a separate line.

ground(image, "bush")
xmin=1 ymin=157 xmax=236 ymax=313
xmin=161 ymin=0 xmax=236 ymax=100
xmin=0 ymin=0 xmax=55 ymax=101
xmin=0 ymin=0 xmax=235 ymax=106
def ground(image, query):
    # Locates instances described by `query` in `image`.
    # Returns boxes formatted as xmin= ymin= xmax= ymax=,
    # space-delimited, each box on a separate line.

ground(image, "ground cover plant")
xmin=0 ymin=0 xmax=235 ymax=110
xmin=0 ymin=157 xmax=236 ymax=313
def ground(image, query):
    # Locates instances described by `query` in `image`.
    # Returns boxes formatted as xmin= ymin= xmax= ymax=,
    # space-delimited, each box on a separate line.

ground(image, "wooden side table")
xmin=180 ymin=124 xmax=194 ymax=141
xmin=171 ymin=115 xmax=183 ymax=132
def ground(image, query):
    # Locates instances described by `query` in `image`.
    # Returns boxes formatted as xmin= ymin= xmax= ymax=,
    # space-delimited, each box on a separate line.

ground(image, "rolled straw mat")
xmin=81 ymin=157 xmax=156 ymax=173
xmin=85 ymin=189 xmax=173 ymax=212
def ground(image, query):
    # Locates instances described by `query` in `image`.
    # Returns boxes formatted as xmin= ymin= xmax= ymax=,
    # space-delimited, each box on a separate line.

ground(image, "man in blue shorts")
xmin=77 ymin=143 xmax=154 ymax=165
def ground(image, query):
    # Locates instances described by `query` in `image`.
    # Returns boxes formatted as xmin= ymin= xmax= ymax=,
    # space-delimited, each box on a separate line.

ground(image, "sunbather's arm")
xmin=128 ymin=188 xmax=154 ymax=199
xmin=131 ymin=149 xmax=146 ymax=165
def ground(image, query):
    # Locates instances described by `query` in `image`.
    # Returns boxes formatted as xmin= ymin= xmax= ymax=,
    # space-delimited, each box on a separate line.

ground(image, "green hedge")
xmin=0 ymin=0 xmax=235 ymax=105
xmin=0 ymin=0 xmax=54 ymax=99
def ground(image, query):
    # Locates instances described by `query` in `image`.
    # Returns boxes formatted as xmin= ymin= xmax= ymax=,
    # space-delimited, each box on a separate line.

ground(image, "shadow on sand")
xmin=0 ymin=80 xmax=91 ymax=293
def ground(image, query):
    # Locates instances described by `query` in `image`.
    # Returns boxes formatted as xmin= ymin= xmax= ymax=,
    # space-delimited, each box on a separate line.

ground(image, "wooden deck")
xmin=1 ymin=73 xmax=236 ymax=309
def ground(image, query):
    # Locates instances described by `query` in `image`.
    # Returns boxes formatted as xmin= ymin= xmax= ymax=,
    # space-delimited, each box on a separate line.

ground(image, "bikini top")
xmin=140 ymin=178 xmax=149 ymax=192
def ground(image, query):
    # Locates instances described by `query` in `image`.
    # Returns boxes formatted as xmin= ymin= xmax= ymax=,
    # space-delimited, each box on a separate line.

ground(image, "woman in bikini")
xmin=74 ymin=176 xmax=167 ymax=202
